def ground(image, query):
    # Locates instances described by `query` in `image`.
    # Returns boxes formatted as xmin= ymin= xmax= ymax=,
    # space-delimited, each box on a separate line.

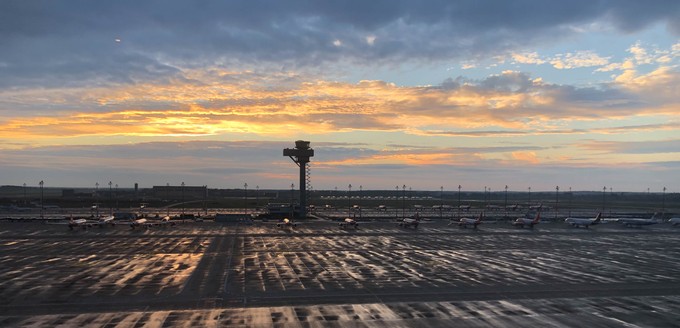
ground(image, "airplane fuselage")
xmin=512 ymin=219 xmax=538 ymax=228
xmin=399 ymin=218 xmax=419 ymax=229
xmin=564 ymin=214 xmax=601 ymax=228
xmin=69 ymin=218 xmax=89 ymax=230
xmin=339 ymin=218 xmax=358 ymax=229
xmin=277 ymin=218 xmax=297 ymax=228
xmin=565 ymin=218 xmax=596 ymax=228
xmin=458 ymin=219 xmax=481 ymax=228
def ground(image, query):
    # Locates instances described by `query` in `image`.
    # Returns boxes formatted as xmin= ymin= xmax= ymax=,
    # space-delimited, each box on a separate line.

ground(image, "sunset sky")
xmin=1 ymin=1 xmax=678 ymax=192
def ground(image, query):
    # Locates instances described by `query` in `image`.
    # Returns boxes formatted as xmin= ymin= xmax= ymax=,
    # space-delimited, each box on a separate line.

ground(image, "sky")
xmin=0 ymin=0 xmax=679 ymax=192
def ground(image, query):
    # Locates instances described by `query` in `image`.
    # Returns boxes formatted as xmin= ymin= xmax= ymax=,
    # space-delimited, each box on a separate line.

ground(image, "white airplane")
xmin=65 ymin=215 xmax=115 ymax=230
xmin=529 ymin=204 xmax=543 ymax=211
xmin=669 ymin=217 xmax=680 ymax=226
xmin=616 ymin=215 xmax=659 ymax=228
xmin=457 ymin=212 xmax=483 ymax=229
xmin=459 ymin=205 xmax=471 ymax=212
xmin=158 ymin=216 xmax=175 ymax=226
xmin=398 ymin=213 xmax=421 ymax=229
xmin=376 ymin=205 xmax=387 ymax=211
xmin=339 ymin=217 xmax=358 ymax=229
xmin=512 ymin=211 xmax=542 ymax=228
xmin=276 ymin=218 xmax=297 ymax=229
xmin=95 ymin=215 xmax=116 ymax=227
xmin=130 ymin=218 xmax=154 ymax=229
xmin=564 ymin=213 xmax=602 ymax=228
xmin=68 ymin=218 xmax=90 ymax=230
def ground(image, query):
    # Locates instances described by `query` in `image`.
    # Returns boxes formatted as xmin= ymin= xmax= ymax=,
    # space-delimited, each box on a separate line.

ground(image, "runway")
xmin=1 ymin=219 xmax=679 ymax=327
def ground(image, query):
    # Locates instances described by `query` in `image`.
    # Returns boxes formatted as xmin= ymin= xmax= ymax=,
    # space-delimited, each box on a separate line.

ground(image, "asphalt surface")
xmin=0 ymin=218 xmax=679 ymax=327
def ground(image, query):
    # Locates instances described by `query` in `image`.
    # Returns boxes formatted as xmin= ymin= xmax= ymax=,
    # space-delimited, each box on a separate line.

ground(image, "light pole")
xmin=244 ymin=183 xmax=248 ymax=217
xmin=457 ymin=185 xmax=461 ymax=219
xmin=395 ymin=186 xmax=399 ymax=220
xmin=39 ymin=180 xmax=44 ymax=220
xmin=555 ymin=186 xmax=559 ymax=219
xmin=23 ymin=183 xmax=26 ymax=205
xmin=602 ymin=186 xmax=606 ymax=213
xmin=504 ymin=185 xmax=508 ymax=218
xmin=440 ymin=186 xmax=443 ymax=218
xmin=181 ymin=182 xmax=185 ymax=216
xmin=402 ymin=185 xmax=406 ymax=219
xmin=95 ymin=182 xmax=99 ymax=218
xmin=528 ymin=187 xmax=531 ymax=206
xmin=484 ymin=186 xmax=487 ymax=208
xmin=108 ymin=181 xmax=113 ymax=217
xmin=348 ymin=184 xmax=352 ymax=218
xmin=256 ymin=185 xmax=260 ymax=214
xmin=662 ymin=187 xmax=666 ymax=213
xmin=359 ymin=185 xmax=362 ymax=219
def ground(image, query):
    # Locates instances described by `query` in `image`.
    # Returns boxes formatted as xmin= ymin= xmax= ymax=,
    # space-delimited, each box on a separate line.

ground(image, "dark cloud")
xmin=479 ymin=72 xmax=534 ymax=93
xmin=1 ymin=0 xmax=678 ymax=88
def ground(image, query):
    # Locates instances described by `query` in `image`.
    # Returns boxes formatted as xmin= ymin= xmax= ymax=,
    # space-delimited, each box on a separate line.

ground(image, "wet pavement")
xmin=0 ymin=219 xmax=679 ymax=327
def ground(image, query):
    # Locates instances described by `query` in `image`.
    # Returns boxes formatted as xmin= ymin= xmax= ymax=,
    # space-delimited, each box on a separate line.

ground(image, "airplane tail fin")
xmin=532 ymin=211 xmax=541 ymax=223
xmin=476 ymin=212 xmax=483 ymax=223
xmin=594 ymin=212 xmax=602 ymax=223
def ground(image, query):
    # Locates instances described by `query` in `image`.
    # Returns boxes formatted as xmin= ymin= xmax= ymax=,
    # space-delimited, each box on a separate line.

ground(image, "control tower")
xmin=283 ymin=140 xmax=314 ymax=219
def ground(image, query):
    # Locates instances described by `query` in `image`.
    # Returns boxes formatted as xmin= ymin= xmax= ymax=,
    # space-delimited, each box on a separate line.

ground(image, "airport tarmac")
xmin=0 ymin=219 xmax=679 ymax=327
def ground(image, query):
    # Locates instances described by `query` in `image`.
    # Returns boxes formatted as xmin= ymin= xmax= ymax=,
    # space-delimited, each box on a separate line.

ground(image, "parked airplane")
xmin=457 ymin=212 xmax=483 ymax=229
xmin=376 ymin=205 xmax=387 ymax=211
xmin=616 ymin=215 xmax=660 ymax=228
xmin=276 ymin=218 xmax=297 ymax=229
xmin=398 ymin=213 xmax=421 ymax=229
xmin=669 ymin=217 xmax=680 ymax=226
xmin=564 ymin=213 xmax=602 ymax=228
xmin=512 ymin=211 xmax=542 ymax=228
xmin=66 ymin=215 xmax=115 ymax=230
xmin=339 ymin=217 xmax=358 ymax=229
xmin=529 ymin=204 xmax=543 ymax=211
xmin=95 ymin=215 xmax=116 ymax=227
xmin=506 ymin=204 xmax=519 ymax=211
xmin=68 ymin=218 xmax=89 ymax=230
xmin=130 ymin=218 xmax=154 ymax=229
xmin=158 ymin=216 xmax=175 ymax=226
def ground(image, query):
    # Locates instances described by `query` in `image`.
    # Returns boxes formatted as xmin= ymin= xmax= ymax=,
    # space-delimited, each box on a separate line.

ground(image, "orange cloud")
xmin=511 ymin=151 xmax=540 ymax=164
xmin=0 ymin=69 xmax=678 ymax=148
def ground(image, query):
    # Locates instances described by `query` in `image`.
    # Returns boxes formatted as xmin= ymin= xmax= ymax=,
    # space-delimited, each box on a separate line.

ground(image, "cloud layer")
xmin=1 ymin=1 xmax=679 ymax=88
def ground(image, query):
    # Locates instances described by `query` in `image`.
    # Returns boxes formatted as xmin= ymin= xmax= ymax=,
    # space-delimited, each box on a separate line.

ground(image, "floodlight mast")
xmin=283 ymin=140 xmax=314 ymax=219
